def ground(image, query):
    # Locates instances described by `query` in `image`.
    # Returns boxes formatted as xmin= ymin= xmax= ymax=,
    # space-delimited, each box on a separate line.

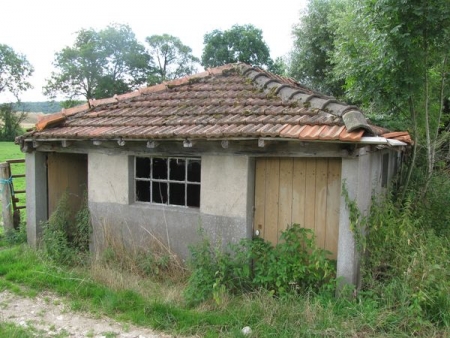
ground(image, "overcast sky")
xmin=0 ymin=0 xmax=307 ymax=102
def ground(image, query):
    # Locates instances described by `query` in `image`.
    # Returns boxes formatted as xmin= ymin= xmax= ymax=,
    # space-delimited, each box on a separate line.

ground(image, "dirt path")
xmin=0 ymin=290 xmax=173 ymax=337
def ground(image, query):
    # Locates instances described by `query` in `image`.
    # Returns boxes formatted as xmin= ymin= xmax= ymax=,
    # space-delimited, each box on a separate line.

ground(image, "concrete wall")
xmin=88 ymin=153 xmax=254 ymax=260
xmin=88 ymin=152 xmax=132 ymax=205
xmin=337 ymin=147 xmax=399 ymax=289
xmin=25 ymin=151 xmax=48 ymax=248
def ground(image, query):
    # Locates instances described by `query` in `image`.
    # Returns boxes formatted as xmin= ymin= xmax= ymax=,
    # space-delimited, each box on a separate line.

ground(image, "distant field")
xmin=0 ymin=142 xmax=26 ymax=220
xmin=20 ymin=112 xmax=45 ymax=129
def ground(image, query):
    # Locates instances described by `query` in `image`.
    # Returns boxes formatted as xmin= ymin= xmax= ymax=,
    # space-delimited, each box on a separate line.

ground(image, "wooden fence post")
xmin=0 ymin=162 xmax=14 ymax=233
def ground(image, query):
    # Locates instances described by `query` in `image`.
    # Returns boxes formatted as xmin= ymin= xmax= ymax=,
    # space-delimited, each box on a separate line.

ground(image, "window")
xmin=135 ymin=157 xmax=201 ymax=207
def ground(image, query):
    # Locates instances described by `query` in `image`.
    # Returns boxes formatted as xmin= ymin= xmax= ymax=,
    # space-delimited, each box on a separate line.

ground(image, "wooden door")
xmin=254 ymin=157 xmax=341 ymax=259
xmin=47 ymin=153 xmax=88 ymax=218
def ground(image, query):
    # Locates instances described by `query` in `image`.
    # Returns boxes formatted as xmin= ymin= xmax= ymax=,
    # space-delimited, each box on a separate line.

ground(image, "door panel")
xmin=254 ymin=157 xmax=341 ymax=259
xmin=47 ymin=153 xmax=88 ymax=217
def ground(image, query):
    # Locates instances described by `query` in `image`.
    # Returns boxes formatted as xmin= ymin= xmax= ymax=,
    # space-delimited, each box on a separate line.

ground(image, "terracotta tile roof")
xmin=22 ymin=63 xmax=411 ymax=145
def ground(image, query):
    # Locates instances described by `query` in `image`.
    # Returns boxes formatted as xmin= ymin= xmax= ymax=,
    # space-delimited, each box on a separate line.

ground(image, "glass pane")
xmin=169 ymin=183 xmax=185 ymax=205
xmin=152 ymin=158 xmax=167 ymax=179
xmin=187 ymin=159 xmax=201 ymax=182
xmin=170 ymin=158 xmax=186 ymax=181
xmin=187 ymin=184 xmax=200 ymax=207
xmin=136 ymin=180 xmax=150 ymax=202
xmin=152 ymin=182 xmax=167 ymax=204
xmin=136 ymin=157 xmax=150 ymax=178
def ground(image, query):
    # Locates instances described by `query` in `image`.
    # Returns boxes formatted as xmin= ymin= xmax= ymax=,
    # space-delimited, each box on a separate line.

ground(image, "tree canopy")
xmin=0 ymin=103 xmax=26 ymax=141
xmin=43 ymin=23 xmax=151 ymax=102
xmin=201 ymin=24 xmax=272 ymax=69
xmin=289 ymin=0 xmax=345 ymax=97
xmin=290 ymin=0 xmax=450 ymax=192
xmin=146 ymin=34 xmax=199 ymax=85
xmin=0 ymin=44 xmax=33 ymax=140
xmin=0 ymin=44 xmax=34 ymax=99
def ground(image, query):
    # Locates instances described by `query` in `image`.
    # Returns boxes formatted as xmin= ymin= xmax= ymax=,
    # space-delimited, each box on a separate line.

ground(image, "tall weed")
xmin=42 ymin=191 xmax=91 ymax=265
xmin=363 ymin=194 xmax=450 ymax=327
xmin=185 ymin=225 xmax=336 ymax=305
xmin=95 ymin=220 xmax=186 ymax=281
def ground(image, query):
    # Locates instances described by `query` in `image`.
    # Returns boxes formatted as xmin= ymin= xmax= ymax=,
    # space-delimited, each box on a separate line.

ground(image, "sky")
xmin=0 ymin=0 xmax=307 ymax=102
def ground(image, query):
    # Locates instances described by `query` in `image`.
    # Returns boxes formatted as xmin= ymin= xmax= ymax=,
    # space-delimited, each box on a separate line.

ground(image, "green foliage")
xmin=42 ymin=192 xmax=74 ymax=264
xmin=0 ymin=44 xmax=34 ymax=99
xmin=0 ymin=321 xmax=36 ymax=338
xmin=185 ymin=225 xmax=336 ymax=305
xmin=201 ymin=24 xmax=272 ymax=69
xmin=254 ymin=226 xmax=335 ymax=294
xmin=0 ymin=103 xmax=26 ymax=141
xmin=3 ymin=221 xmax=27 ymax=245
xmin=417 ymin=172 xmax=450 ymax=237
xmin=333 ymin=0 xmax=450 ymax=110
xmin=72 ymin=192 xmax=91 ymax=252
xmin=289 ymin=0 xmax=346 ymax=97
xmin=363 ymin=192 xmax=450 ymax=327
xmin=99 ymin=242 xmax=175 ymax=280
xmin=291 ymin=0 xmax=450 ymax=191
xmin=0 ymin=241 xmax=449 ymax=336
xmin=145 ymin=34 xmax=199 ymax=85
xmin=42 ymin=191 xmax=91 ymax=265
xmin=60 ymin=99 xmax=84 ymax=109
xmin=267 ymin=56 xmax=288 ymax=76
xmin=44 ymin=23 xmax=151 ymax=101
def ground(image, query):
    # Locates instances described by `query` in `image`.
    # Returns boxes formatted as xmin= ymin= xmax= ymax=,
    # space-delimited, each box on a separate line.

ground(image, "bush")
xmin=363 ymin=194 xmax=450 ymax=327
xmin=184 ymin=225 xmax=336 ymax=305
xmin=42 ymin=191 xmax=91 ymax=265
xmin=2 ymin=221 xmax=27 ymax=245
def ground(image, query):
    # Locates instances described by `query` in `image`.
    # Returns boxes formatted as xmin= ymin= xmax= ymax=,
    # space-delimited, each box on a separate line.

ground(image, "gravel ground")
xmin=0 ymin=290 xmax=174 ymax=338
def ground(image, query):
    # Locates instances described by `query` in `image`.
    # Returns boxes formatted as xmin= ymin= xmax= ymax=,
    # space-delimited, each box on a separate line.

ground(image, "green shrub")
xmin=184 ymin=225 xmax=336 ymax=305
xmin=417 ymin=172 xmax=450 ymax=237
xmin=3 ymin=221 xmax=27 ymax=245
xmin=73 ymin=191 xmax=91 ymax=252
xmin=41 ymin=191 xmax=91 ymax=265
xmin=253 ymin=225 xmax=335 ymax=294
xmin=363 ymin=194 xmax=450 ymax=327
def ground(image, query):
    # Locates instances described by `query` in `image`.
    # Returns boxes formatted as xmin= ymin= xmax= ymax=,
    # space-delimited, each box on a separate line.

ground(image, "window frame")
xmin=134 ymin=156 xmax=201 ymax=208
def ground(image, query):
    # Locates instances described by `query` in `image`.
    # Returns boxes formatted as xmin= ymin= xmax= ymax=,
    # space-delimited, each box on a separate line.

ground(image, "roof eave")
xmin=19 ymin=135 xmax=408 ymax=147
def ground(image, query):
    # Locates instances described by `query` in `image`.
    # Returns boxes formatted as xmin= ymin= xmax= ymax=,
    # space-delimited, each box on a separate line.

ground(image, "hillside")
xmin=10 ymin=101 xmax=62 ymax=114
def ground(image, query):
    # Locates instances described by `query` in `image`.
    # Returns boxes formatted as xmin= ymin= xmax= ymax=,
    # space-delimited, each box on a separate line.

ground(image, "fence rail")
xmin=1 ymin=159 xmax=26 ymax=231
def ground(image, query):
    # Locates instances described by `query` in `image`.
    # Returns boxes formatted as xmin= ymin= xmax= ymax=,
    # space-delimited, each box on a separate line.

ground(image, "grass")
xmin=0 ymin=322 xmax=36 ymax=338
xmin=0 ymin=141 xmax=25 ymax=191
xmin=0 ymin=245 xmax=448 ymax=337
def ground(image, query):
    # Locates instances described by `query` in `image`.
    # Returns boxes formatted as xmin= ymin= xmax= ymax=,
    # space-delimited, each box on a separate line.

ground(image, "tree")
xmin=0 ymin=104 xmax=26 ymax=141
xmin=0 ymin=44 xmax=33 ymax=140
xmin=44 ymin=23 xmax=151 ymax=102
xmin=268 ymin=57 xmax=288 ymax=77
xmin=201 ymin=24 xmax=272 ymax=69
xmin=331 ymin=0 xmax=450 ymax=192
xmin=289 ymin=0 xmax=345 ymax=97
xmin=146 ymin=34 xmax=199 ymax=85
xmin=0 ymin=44 xmax=34 ymax=99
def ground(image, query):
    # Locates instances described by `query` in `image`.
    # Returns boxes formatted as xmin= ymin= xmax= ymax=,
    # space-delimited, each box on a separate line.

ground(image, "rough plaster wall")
xmin=200 ymin=155 xmax=251 ymax=218
xmin=371 ymin=149 xmax=400 ymax=197
xmin=89 ymin=154 xmax=253 ymax=260
xmin=389 ymin=150 xmax=401 ymax=183
xmin=371 ymin=151 xmax=383 ymax=196
xmin=89 ymin=202 xmax=248 ymax=260
xmin=337 ymin=151 xmax=373 ymax=287
xmin=88 ymin=152 xmax=131 ymax=205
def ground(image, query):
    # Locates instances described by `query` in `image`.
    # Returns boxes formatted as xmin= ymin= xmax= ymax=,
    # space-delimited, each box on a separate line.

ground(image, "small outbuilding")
xmin=16 ymin=63 xmax=411 ymax=286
